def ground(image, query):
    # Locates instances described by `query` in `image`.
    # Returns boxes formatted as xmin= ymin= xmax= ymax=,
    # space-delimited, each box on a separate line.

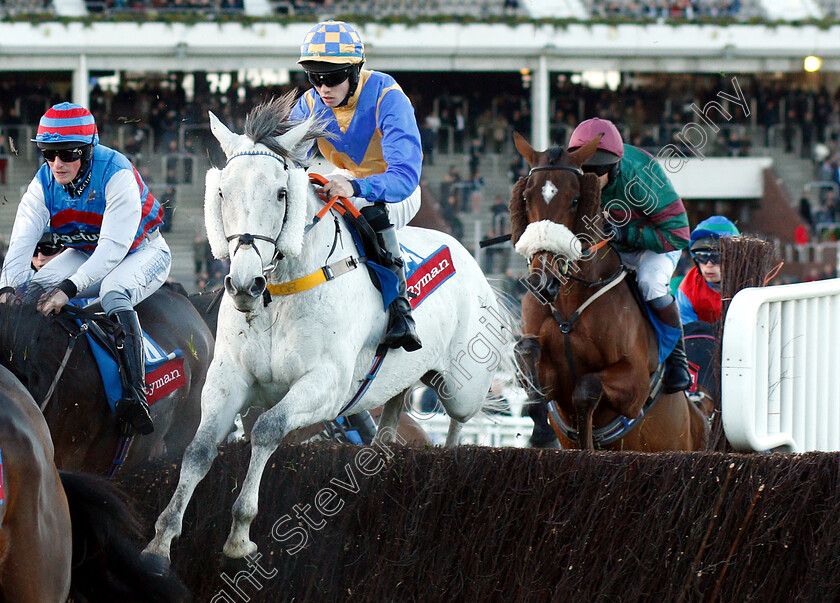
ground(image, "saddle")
xmin=57 ymin=305 xmax=186 ymax=411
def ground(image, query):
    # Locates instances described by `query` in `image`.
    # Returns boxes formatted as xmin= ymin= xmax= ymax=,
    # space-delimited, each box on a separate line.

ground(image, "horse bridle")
xmin=525 ymin=161 xmax=613 ymax=283
xmin=223 ymin=149 xmax=293 ymax=276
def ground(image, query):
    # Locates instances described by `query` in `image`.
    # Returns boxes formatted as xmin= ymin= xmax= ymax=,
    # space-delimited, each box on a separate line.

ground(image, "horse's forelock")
xmin=244 ymin=93 xmax=326 ymax=165
xmin=546 ymin=146 xmax=565 ymax=165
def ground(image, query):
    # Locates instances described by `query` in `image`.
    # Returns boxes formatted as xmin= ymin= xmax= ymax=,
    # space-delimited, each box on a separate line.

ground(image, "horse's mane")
xmin=0 ymin=291 xmax=56 ymax=374
xmin=509 ymin=177 xmax=528 ymax=247
xmin=573 ymin=172 xmax=603 ymax=235
xmin=243 ymin=92 xmax=329 ymax=166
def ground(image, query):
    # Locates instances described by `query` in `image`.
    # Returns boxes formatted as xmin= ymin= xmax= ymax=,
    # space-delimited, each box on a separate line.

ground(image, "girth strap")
xmin=548 ymin=362 xmax=667 ymax=448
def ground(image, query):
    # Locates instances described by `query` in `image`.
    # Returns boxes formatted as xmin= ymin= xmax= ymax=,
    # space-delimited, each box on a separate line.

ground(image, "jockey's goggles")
xmin=41 ymin=147 xmax=84 ymax=163
xmin=306 ymin=67 xmax=352 ymax=88
xmin=693 ymin=251 xmax=721 ymax=265
xmin=35 ymin=241 xmax=62 ymax=256
xmin=582 ymin=163 xmax=614 ymax=177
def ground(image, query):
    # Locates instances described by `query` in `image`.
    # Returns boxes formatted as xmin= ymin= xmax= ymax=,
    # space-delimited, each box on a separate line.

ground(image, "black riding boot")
xmin=377 ymin=228 xmax=422 ymax=352
xmin=113 ymin=310 xmax=154 ymax=435
xmin=515 ymin=336 xmax=560 ymax=448
xmin=651 ymin=297 xmax=692 ymax=394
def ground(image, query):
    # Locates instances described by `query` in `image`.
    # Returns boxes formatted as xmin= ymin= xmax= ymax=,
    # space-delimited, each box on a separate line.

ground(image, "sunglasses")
xmin=42 ymin=148 xmax=84 ymax=163
xmin=693 ymin=251 xmax=721 ymax=265
xmin=582 ymin=164 xmax=613 ymax=177
xmin=306 ymin=68 xmax=352 ymax=88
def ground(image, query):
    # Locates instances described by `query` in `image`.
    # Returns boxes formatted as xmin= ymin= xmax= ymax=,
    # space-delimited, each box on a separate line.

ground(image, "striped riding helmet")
xmin=32 ymin=102 xmax=99 ymax=149
xmin=690 ymin=216 xmax=740 ymax=253
xmin=299 ymin=20 xmax=365 ymax=68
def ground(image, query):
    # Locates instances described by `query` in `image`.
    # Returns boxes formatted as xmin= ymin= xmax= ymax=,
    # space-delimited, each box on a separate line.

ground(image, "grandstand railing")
xmin=722 ymin=278 xmax=840 ymax=452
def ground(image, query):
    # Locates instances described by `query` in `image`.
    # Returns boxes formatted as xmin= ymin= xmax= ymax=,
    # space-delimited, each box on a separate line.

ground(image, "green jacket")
xmin=601 ymin=144 xmax=690 ymax=253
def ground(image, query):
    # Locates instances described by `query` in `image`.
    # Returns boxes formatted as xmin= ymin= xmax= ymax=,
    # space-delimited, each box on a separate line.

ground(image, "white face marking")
xmin=541 ymin=180 xmax=557 ymax=205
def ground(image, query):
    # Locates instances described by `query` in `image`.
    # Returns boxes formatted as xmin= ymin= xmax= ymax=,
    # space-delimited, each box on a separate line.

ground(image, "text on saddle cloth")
xmin=402 ymin=244 xmax=456 ymax=309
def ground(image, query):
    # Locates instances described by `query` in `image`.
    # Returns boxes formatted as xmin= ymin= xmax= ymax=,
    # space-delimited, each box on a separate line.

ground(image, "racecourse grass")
xmin=119 ymin=443 xmax=840 ymax=602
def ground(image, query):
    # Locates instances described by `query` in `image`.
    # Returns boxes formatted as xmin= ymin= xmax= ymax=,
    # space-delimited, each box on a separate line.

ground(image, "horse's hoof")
xmin=220 ymin=551 xmax=255 ymax=574
xmin=140 ymin=551 xmax=172 ymax=577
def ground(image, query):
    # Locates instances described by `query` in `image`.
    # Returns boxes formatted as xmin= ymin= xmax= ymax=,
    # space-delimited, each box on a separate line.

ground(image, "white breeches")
xmin=32 ymin=235 xmax=172 ymax=314
xmin=618 ymin=248 xmax=681 ymax=301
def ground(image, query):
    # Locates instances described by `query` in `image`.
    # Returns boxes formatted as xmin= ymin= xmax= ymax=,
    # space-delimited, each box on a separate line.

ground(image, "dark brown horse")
xmin=0 ymin=284 xmax=214 ymax=475
xmin=0 ymin=364 xmax=187 ymax=602
xmin=510 ymin=133 xmax=708 ymax=451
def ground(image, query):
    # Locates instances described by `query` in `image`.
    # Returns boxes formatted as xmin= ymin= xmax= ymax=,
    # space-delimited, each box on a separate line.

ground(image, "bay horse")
xmin=144 ymin=96 xmax=511 ymax=567
xmin=0 ymin=284 xmax=214 ymax=475
xmin=0 ymin=363 xmax=187 ymax=602
xmin=188 ymin=287 xmax=432 ymax=446
xmin=510 ymin=133 xmax=708 ymax=451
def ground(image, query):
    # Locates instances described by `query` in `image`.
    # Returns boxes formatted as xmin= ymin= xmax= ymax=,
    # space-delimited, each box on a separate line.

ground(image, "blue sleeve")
xmin=676 ymin=290 xmax=698 ymax=325
xmin=290 ymin=94 xmax=311 ymax=123
xmin=353 ymin=88 xmax=422 ymax=204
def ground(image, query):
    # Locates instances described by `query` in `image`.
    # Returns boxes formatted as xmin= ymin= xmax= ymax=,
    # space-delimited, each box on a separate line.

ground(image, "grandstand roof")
xmin=3 ymin=21 xmax=840 ymax=73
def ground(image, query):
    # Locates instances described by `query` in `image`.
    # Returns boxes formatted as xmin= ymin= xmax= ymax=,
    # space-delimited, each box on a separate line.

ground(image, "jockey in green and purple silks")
xmin=568 ymin=118 xmax=691 ymax=394
xmin=290 ymin=20 xmax=423 ymax=352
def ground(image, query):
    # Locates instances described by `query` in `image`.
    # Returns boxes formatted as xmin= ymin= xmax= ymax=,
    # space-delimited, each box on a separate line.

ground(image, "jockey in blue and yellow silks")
xmin=291 ymin=20 xmax=423 ymax=352
xmin=0 ymin=102 xmax=170 ymax=435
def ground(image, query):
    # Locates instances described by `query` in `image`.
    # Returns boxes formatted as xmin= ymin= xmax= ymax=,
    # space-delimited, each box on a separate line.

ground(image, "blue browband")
xmin=225 ymin=149 xmax=290 ymax=168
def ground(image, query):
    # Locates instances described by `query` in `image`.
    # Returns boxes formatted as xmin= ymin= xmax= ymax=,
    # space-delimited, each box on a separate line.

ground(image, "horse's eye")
xmin=277 ymin=189 xmax=287 ymax=202
xmin=218 ymin=188 xmax=223 ymax=200
xmin=571 ymin=195 xmax=580 ymax=208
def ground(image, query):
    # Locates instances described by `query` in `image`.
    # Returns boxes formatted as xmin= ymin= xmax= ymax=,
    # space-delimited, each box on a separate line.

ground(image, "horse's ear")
xmin=276 ymin=117 xmax=316 ymax=159
xmin=204 ymin=167 xmax=229 ymax=260
xmin=513 ymin=132 xmax=539 ymax=167
xmin=567 ymin=134 xmax=603 ymax=168
xmin=209 ymin=111 xmax=242 ymax=158
xmin=509 ymin=177 xmax=529 ymax=246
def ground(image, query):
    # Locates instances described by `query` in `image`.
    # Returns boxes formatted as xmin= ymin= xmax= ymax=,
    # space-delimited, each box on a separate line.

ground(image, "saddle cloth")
xmin=625 ymin=273 xmax=681 ymax=365
xmin=342 ymin=217 xmax=457 ymax=310
xmin=83 ymin=326 xmax=186 ymax=411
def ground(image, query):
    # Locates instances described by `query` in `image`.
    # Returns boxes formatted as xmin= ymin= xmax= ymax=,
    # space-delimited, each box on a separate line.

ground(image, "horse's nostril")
xmin=250 ymin=277 xmax=266 ymax=297
xmin=224 ymin=275 xmax=237 ymax=297
xmin=526 ymin=272 xmax=544 ymax=292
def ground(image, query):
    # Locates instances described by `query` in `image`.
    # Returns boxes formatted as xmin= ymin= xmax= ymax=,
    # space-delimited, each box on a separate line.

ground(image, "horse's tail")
xmin=59 ymin=471 xmax=190 ymax=603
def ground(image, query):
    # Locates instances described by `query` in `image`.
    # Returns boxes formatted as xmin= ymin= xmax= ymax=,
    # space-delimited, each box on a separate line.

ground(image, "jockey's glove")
xmin=604 ymin=221 xmax=630 ymax=244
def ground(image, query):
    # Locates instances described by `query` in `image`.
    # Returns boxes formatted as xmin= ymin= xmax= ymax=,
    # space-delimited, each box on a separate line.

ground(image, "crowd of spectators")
xmin=7 ymin=72 xmax=840 ymax=289
xmin=4 ymin=0 xmax=770 ymax=19
xmin=589 ymin=0 xmax=750 ymax=20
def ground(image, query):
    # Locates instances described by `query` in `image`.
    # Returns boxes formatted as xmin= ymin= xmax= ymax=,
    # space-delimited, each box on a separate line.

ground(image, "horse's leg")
xmin=687 ymin=394 xmax=711 ymax=450
xmin=445 ymin=419 xmax=463 ymax=447
xmin=572 ymin=374 xmax=603 ymax=450
xmin=222 ymin=371 xmax=335 ymax=560
xmin=372 ymin=392 xmax=406 ymax=445
xmin=143 ymin=361 xmax=249 ymax=564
